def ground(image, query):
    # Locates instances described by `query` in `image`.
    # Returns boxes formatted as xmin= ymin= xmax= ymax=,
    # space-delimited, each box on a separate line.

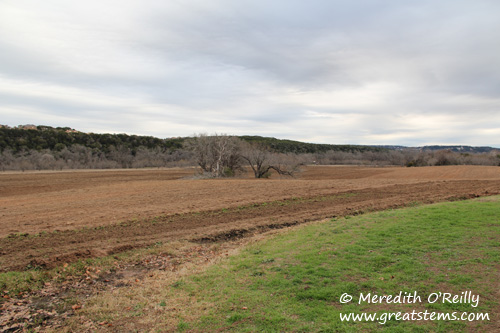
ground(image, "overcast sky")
xmin=1 ymin=1 xmax=499 ymax=146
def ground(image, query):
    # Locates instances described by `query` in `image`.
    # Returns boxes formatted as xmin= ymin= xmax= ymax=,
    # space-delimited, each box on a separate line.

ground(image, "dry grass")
xmin=56 ymin=228 xmax=297 ymax=332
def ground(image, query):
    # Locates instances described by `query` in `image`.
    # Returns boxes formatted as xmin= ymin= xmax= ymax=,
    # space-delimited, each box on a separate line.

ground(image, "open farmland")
xmin=1 ymin=165 xmax=500 ymax=272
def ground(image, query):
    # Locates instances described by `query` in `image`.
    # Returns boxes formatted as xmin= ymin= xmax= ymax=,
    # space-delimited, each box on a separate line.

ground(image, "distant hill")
xmin=0 ymin=125 xmax=386 ymax=154
xmin=0 ymin=125 xmax=184 ymax=153
xmin=0 ymin=125 xmax=497 ymax=155
xmin=370 ymin=145 xmax=498 ymax=154
xmin=419 ymin=145 xmax=497 ymax=153
xmin=239 ymin=136 xmax=386 ymax=154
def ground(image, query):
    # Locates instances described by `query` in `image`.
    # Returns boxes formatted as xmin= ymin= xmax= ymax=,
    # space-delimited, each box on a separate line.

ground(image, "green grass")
xmin=167 ymin=196 xmax=500 ymax=332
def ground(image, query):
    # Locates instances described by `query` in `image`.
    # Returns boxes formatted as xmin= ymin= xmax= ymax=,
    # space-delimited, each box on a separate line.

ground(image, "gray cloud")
xmin=0 ymin=0 xmax=499 ymax=147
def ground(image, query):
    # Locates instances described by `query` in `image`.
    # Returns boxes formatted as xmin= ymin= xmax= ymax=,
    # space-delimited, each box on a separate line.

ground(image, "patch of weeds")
xmin=261 ymin=258 xmax=275 ymax=264
xmin=227 ymin=313 xmax=245 ymax=324
xmin=24 ymin=263 xmax=43 ymax=271
xmin=177 ymin=321 xmax=189 ymax=331
xmin=132 ymin=302 xmax=146 ymax=316
xmin=0 ymin=270 xmax=51 ymax=296
xmin=171 ymin=280 xmax=185 ymax=288
xmin=7 ymin=232 xmax=30 ymax=239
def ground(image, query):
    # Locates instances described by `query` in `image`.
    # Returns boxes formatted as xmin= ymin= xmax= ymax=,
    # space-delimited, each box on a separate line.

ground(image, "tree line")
xmin=0 ymin=145 xmax=193 ymax=171
xmin=312 ymin=149 xmax=500 ymax=167
xmin=0 ymin=126 xmax=384 ymax=155
xmin=0 ymin=127 xmax=498 ymax=173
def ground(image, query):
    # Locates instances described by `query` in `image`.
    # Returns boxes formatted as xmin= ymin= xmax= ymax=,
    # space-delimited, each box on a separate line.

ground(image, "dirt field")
xmin=1 ymin=165 xmax=500 ymax=272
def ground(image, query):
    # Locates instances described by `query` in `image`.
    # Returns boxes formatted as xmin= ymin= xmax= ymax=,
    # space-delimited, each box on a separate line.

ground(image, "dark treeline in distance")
xmin=0 ymin=126 xmax=190 ymax=170
xmin=0 ymin=126 xmax=499 ymax=173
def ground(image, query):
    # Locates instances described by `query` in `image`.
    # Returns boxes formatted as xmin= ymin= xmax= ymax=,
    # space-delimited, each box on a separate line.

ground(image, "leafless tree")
xmin=240 ymin=142 xmax=302 ymax=178
xmin=184 ymin=134 xmax=243 ymax=177
xmin=0 ymin=149 xmax=15 ymax=171
xmin=39 ymin=153 xmax=56 ymax=170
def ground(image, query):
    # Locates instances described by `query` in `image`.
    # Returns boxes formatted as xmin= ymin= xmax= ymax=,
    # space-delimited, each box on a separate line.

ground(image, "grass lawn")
xmin=160 ymin=196 xmax=500 ymax=332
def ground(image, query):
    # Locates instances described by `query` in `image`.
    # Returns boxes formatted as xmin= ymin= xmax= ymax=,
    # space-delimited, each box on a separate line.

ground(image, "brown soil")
xmin=1 ymin=165 xmax=500 ymax=272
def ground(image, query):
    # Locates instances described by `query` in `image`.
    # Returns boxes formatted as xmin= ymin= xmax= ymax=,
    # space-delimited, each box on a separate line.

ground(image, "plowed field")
xmin=1 ymin=165 xmax=500 ymax=272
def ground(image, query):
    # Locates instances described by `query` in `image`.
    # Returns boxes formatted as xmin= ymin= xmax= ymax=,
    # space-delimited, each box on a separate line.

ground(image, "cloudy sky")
xmin=1 ymin=0 xmax=499 ymax=146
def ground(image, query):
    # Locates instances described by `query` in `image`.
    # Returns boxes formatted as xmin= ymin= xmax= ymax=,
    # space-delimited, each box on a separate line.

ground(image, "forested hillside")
xmin=0 ymin=126 xmax=183 ymax=153
xmin=0 ymin=125 xmax=498 ymax=171
xmin=0 ymin=126 xmax=385 ymax=155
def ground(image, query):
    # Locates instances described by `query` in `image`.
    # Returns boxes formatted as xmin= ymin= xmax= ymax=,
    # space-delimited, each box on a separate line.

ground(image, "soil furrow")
xmin=1 ymin=179 xmax=498 ymax=272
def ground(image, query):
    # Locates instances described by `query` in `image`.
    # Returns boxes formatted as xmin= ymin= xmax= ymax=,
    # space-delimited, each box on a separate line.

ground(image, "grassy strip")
xmin=155 ymin=196 xmax=500 ymax=332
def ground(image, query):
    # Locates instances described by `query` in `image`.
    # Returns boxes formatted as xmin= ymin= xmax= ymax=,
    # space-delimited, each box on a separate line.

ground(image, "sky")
xmin=1 ymin=0 xmax=499 ymax=147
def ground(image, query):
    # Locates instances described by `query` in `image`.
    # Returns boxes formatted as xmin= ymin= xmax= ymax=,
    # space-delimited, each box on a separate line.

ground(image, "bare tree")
xmin=240 ymin=142 xmax=301 ymax=178
xmin=184 ymin=134 xmax=243 ymax=177
xmin=239 ymin=142 xmax=273 ymax=178
xmin=0 ymin=149 xmax=15 ymax=171
xmin=39 ymin=153 xmax=56 ymax=170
